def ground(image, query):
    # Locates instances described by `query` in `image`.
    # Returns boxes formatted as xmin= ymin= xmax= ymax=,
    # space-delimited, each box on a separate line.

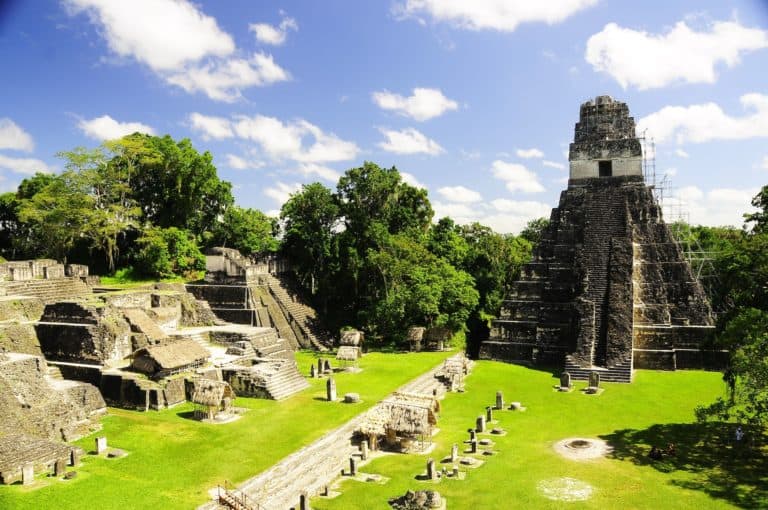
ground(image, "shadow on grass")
xmin=601 ymin=422 xmax=768 ymax=509
xmin=176 ymin=410 xmax=197 ymax=420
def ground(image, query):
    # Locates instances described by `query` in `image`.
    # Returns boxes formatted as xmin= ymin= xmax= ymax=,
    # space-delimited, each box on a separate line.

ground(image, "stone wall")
xmin=0 ymin=354 xmax=102 ymax=441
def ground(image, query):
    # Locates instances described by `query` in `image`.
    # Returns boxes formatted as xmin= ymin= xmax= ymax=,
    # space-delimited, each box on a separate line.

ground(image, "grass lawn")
xmin=312 ymin=362 xmax=767 ymax=510
xmin=0 ymin=350 xmax=451 ymax=510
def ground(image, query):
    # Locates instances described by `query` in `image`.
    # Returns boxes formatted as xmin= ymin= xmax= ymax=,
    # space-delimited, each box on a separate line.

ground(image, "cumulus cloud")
xmin=586 ymin=20 xmax=768 ymax=90
xmin=0 ymin=154 xmax=54 ymax=175
xmin=64 ymin=0 xmax=234 ymax=70
xmin=637 ymin=93 xmax=768 ymax=144
xmin=542 ymin=160 xmax=566 ymax=170
xmin=0 ymin=118 xmax=34 ymax=152
xmin=432 ymin=197 xmax=552 ymax=234
xmin=166 ymin=53 xmax=289 ymax=103
xmin=400 ymin=171 xmax=427 ymax=189
xmin=377 ymin=127 xmax=444 ymax=155
xmin=77 ymin=115 xmax=155 ymax=141
xmin=671 ymin=186 xmax=758 ymax=227
xmin=65 ymin=0 xmax=290 ymax=101
xmin=395 ymin=0 xmax=598 ymax=32
xmin=516 ymin=147 xmax=543 ymax=159
xmin=294 ymin=163 xmax=341 ymax=182
xmin=437 ymin=185 xmax=482 ymax=203
xmin=761 ymin=155 xmax=768 ymax=170
xmin=190 ymin=112 xmax=359 ymax=168
xmin=225 ymin=154 xmax=263 ymax=170
xmin=189 ymin=112 xmax=234 ymax=140
xmin=491 ymin=160 xmax=545 ymax=192
xmin=264 ymin=181 xmax=301 ymax=205
xmin=372 ymin=87 xmax=458 ymax=121
xmin=233 ymin=115 xmax=359 ymax=163
xmin=249 ymin=16 xmax=298 ymax=46
xmin=674 ymin=148 xmax=689 ymax=158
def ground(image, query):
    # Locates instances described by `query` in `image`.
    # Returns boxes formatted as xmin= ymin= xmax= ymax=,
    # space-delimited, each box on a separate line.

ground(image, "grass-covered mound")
xmin=0 ymin=351 xmax=451 ymax=510
xmin=312 ymin=362 xmax=764 ymax=510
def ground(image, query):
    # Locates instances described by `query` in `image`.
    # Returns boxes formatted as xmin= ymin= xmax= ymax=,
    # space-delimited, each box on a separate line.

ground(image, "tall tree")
xmin=280 ymin=183 xmax=340 ymax=295
xmin=211 ymin=206 xmax=278 ymax=256
xmin=114 ymin=134 xmax=234 ymax=237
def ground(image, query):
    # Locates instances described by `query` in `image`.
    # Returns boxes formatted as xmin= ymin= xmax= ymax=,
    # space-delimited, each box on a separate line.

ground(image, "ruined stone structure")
xmin=0 ymin=353 xmax=105 ymax=441
xmin=480 ymin=96 xmax=719 ymax=381
xmin=0 ymin=259 xmax=94 ymax=303
xmin=187 ymin=248 xmax=329 ymax=350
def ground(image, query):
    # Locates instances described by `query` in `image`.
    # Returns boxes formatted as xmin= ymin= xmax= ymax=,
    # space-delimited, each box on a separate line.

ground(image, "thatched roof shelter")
xmin=191 ymin=379 xmax=235 ymax=407
xmin=131 ymin=339 xmax=209 ymax=377
xmin=357 ymin=391 xmax=438 ymax=439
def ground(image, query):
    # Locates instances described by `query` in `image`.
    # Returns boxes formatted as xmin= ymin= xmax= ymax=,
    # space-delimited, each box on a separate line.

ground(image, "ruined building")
xmin=480 ymin=96 xmax=720 ymax=382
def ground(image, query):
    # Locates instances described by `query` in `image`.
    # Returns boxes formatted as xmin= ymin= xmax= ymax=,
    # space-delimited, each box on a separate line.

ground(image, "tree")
xmin=696 ymin=308 xmax=768 ymax=428
xmin=133 ymin=227 xmax=205 ymax=278
xmin=211 ymin=206 xmax=278 ymax=256
xmin=114 ymin=134 xmax=234 ymax=236
xmin=366 ymin=234 xmax=478 ymax=342
xmin=744 ymin=184 xmax=768 ymax=233
xmin=520 ymin=217 xmax=550 ymax=245
xmin=57 ymin=146 xmax=141 ymax=272
xmin=280 ymin=183 xmax=340 ymax=295
xmin=17 ymin=171 xmax=93 ymax=262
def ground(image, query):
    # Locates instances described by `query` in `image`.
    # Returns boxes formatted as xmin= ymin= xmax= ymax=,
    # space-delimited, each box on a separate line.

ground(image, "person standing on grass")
xmin=735 ymin=425 xmax=744 ymax=444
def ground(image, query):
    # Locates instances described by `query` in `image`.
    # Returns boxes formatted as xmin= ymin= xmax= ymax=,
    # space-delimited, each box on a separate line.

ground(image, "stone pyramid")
xmin=479 ymin=96 xmax=721 ymax=382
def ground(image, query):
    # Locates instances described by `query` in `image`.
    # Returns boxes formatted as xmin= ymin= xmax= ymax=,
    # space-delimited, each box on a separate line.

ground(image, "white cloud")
xmin=264 ymin=181 xmax=301 ymax=205
xmin=437 ymin=185 xmax=482 ymax=203
xmin=377 ymin=127 xmax=444 ymax=155
xmin=516 ymin=147 xmax=544 ymax=159
xmin=674 ymin=148 xmax=689 ymax=158
xmin=249 ymin=16 xmax=298 ymax=46
xmin=0 ymin=154 xmax=54 ymax=175
xmin=762 ymin=155 xmax=768 ymax=170
xmin=189 ymin=112 xmax=234 ymax=140
xmin=0 ymin=118 xmax=34 ymax=152
xmin=663 ymin=167 xmax=678 ymax=177
xmin=64 ymin=0 xmax=234 ymax=71
xmin=491 ymin=160 xmax=545 ymax=192
xmin=670 ymin=185 xmax=758 ymax=227
xmin=395 ymin=0 xmax=598 ymax=32
xmin=637 ymin=93 xmax=768 ymax=144
xmin=586 ymin=20 xmax=768 ymax=90
xmin=400 ymin=171 xmax=427 ymax=189
xmin=77 ymin=115 xmax=155 ymax=141
xmin=432 ymin=197 xmax=552 ymax=234
xmin=166 ymin=53 xmax=290 ymax=102
xmin=225 ymin=154 xmax=263 ymax=170
xmin=295 ymin=163 xmax=341 ymax=182
xmin=372 ymin=87 xmax=458 ymax=121
xmin=233 ymin=115 xmax=359 ymax=163
xmin=542 ymin=160 xmax=566 ymax=170
xmin=65 ymin=1 xmax=290 ymax=102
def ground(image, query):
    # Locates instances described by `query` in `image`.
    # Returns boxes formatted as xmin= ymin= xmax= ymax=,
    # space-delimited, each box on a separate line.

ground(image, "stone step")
xmin=47 ymin=365 xmax=64 ymax=380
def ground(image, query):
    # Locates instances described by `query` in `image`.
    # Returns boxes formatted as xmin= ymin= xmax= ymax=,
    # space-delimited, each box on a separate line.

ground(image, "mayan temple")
xmin=479 ymin=95 xmax=718 ymax=382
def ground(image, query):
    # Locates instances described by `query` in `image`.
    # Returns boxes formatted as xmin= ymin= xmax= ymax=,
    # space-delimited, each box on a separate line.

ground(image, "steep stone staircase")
xmin=261 ymin=361 xmax=311 ymax=400
xmin=264 ymin=274 xmax=329 ymax=351
xmin=3 ymin=277 xmax=90 ymax=304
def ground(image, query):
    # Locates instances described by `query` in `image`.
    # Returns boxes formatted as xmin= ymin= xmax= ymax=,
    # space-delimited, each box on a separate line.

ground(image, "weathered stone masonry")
xmin=480 ymin=96 xmax=721 ymax=381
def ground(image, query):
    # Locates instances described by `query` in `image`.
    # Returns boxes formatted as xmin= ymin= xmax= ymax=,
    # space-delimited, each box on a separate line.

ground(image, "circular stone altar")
xmin=537 ymin=477 xmax=594 ymax=501
xmin=553 ymin=438 xmax=611 ymax=460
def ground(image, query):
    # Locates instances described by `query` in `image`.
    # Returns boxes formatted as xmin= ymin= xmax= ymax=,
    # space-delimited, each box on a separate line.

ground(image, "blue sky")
xmin=1 ymin=0 xmax=767 ymax=233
